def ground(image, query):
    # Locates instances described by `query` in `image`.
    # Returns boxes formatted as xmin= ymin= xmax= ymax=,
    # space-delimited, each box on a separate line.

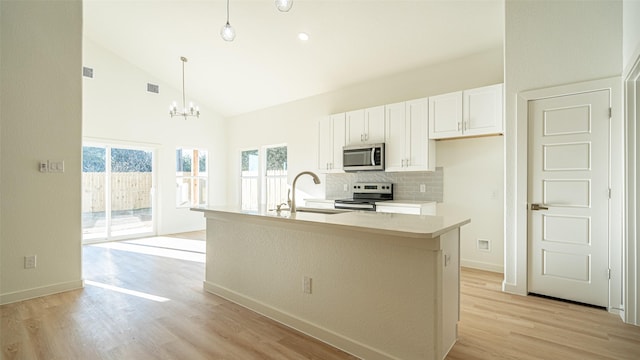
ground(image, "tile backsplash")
xmin=325 ymin=168 xmax=443 ymax=202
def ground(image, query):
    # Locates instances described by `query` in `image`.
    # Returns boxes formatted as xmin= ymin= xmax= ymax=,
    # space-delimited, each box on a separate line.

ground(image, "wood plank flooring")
xmin=2 ymin=231 xmax=639 ymax=359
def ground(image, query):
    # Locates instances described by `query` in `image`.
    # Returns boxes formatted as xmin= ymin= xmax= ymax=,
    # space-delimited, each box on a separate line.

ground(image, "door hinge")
xmin=608 ymin=188 xmax=612 ymax=199
xmin=609 ymin=107 xmax=612 ymax=119
xmin=608 ymin=268 xmax=611 ymax=280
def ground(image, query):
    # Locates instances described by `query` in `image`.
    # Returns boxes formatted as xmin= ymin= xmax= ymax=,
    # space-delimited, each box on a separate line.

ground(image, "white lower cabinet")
xmin=376 ymin=201 xmax=436 ymax=215
xmin=385 ymin=98 xmax=435 ymax=172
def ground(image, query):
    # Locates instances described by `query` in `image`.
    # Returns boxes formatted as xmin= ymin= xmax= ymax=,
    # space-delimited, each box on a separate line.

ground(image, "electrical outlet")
xmin=24 ymin=255 xmax=37 ymax=269
xmin=420 ymin=184 xmax=426 ymax=193
xmin=303 ymin=276 xmax=312 ymax=294
xmin=343 ymin=184 xmax=348 ymax=192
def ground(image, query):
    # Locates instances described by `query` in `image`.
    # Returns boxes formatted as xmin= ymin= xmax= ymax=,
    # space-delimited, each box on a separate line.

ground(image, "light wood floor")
xmin=2 ymin=231 xmax=639 ymax=359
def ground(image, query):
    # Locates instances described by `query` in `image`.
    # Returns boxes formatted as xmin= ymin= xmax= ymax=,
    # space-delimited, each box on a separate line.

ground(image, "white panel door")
xmin=528 ymin=89 xmax=610 ymax=307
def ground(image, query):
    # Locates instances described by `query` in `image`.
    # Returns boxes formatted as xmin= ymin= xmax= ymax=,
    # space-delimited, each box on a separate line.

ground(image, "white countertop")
xmin=192 ymin=205 xmax=469 ymax=239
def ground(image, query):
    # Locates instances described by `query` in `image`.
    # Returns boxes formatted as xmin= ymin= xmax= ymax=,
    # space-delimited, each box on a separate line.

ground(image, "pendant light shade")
xmin=275 ymin=0 xmax=293 ymax=12
xmin=221 ymin=0 xmax=235 ymax=42
xmin=221 ymin=22 xmax=235 ymax=42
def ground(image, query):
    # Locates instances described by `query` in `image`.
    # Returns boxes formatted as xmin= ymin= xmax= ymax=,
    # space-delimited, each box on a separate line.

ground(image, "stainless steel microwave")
xmin=343 ymin=143 xmax=385 ymax=172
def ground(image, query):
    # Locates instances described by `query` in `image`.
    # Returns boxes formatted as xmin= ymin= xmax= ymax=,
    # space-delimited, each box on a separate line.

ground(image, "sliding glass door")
xmin=82 ymin=143 xmax=155 ymax=242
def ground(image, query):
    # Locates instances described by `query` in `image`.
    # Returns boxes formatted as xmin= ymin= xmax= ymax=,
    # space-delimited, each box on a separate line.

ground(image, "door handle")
xmin=530 ymin=203 xmax=549 ymax=210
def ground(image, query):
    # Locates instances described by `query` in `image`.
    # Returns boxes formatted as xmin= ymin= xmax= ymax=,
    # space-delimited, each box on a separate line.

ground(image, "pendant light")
xmin=275 ymin=0 xmax=293 ymax=12
xmin=221 ymin=0 xmax=236 ymax=41
xmin=169 ymin=57 xmax=200 ymax=120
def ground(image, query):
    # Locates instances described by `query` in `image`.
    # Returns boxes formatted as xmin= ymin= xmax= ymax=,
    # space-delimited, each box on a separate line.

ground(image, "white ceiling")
xmin=83 ymin=0 xmax=504 ymax=117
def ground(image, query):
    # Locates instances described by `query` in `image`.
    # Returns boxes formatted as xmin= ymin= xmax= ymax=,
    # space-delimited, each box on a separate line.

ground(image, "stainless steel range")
xmin=334 ymin=182 xmax=393 ymax=211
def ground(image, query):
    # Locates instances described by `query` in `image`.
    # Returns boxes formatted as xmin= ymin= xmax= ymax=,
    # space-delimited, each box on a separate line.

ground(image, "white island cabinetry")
xmin=194 ymin=206 xmax=469 ymax=360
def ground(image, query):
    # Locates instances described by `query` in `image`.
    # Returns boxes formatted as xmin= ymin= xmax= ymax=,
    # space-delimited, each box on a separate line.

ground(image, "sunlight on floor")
xmin=85 ymin=280 xmax=171 ymax=302
xmin=93 ymin=236 xmax=205 ymax=263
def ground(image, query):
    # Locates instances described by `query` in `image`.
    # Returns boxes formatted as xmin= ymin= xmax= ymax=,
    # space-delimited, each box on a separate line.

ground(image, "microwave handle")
xmin=371 ymin=147 xmax=375 ymax=166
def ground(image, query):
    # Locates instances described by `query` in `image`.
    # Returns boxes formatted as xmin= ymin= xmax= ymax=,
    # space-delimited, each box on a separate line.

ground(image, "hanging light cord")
xmin=181 ymin=57 xmax=187 ymax=113
xmin=226 ymin=0 xmax=230 ymax=24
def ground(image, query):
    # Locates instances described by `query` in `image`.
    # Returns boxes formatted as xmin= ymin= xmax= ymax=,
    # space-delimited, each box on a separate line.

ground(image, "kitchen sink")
xmin=268 ymin=207 xmax=348 ymax=215
xmin=295 ymin=207 xmax=349 ymax=214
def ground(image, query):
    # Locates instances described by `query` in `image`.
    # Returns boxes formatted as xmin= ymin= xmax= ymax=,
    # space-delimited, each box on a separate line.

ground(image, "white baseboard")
xmin=0 ymin=279 xmax=84 ymax=305
xmin=203 ymin=281 xmax=399 ymax=360
xmin=460 ymin=259 xmax=503 ymax=273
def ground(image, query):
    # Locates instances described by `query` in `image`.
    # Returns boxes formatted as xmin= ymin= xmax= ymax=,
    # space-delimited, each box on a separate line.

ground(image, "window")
xmin=239 ymin=145 xmax=288 ymax=210
xmin=176 ymin=147 xmax=208 ymax=207
xmin=241 ymin=149 xmax=259 ymax=210
xmin=265 ymin=145 xmax=288 ymax=209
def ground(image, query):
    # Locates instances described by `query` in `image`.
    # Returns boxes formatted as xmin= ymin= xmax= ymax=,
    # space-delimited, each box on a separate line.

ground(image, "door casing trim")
xmin=506 ymin=77 xmax=623 ymax=316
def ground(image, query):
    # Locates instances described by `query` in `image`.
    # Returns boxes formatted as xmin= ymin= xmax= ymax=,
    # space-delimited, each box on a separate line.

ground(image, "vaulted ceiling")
xmin=83 ymin=0 xmax=504 ymax=117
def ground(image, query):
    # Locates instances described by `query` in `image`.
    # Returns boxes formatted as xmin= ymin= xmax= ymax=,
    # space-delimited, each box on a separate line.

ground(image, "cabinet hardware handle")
xmin=457 ymin=122 xmax=461 ymax=131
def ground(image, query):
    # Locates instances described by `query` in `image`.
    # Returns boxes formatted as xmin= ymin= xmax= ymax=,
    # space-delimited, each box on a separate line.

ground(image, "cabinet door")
xmin=331 ymin=113 xmax=346 ymax=171
xmin=429 ymin=91 xmax=463 ymax=139
xmin=384 ymin=102 xmax=407 ymax=172
xmin=318 ymin=116 xmax=333 ymax=172
xmin=365 ymin=105 xmax=386 ymax=143
xmin=318 ymin=113 xmax=345 ymax=173
xmin=406 ymin=98 xmax=435 ymax=171
xmin=346 ymin=109 xmax=365 ymax=144
xmin=463 ymin=83 xmax=503 ymax=136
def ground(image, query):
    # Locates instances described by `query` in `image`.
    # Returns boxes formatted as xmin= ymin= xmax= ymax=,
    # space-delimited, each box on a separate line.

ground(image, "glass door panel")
xmin=82 ymin=144 xmax=155 ymax=242
xmin=110 ymin=147 xmax=154 ymax=238
xmin=82 ymin=146 xmax=107 ymax=240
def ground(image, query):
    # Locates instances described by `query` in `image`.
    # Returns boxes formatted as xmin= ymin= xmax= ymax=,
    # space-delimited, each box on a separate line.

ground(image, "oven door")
xmin=343 ymin=143 xmax=384 ymax=171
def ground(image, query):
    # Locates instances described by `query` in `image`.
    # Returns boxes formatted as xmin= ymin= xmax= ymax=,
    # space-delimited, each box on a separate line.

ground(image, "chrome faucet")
xmin=289 ymin=171 xmax=321 ymax=213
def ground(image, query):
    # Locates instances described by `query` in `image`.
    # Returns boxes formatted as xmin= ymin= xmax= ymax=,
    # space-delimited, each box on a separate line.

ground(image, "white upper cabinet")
xmin=385 ymin=98 xmax=435 ymax=172
xmin=346 ymin=105 xmax=385 ymax=144
xmin=463 ymin=83 xmax=503 ymax=137
xmin=429 ymin=83 xmax=503 ymax=139
xmin=318 ymin=113 xmax=346 ymax=173
xmin=428 ymin=91 xmax=463 ymax=139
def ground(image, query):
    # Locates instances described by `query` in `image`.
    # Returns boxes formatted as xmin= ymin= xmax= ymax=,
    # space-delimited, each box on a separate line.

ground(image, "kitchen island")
xmin=192 ymin=206 xmax=469 ymax=360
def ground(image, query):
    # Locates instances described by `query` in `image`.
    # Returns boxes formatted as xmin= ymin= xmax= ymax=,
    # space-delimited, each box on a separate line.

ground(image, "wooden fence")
xmin=82 ymin=172 xmax=152 ymax=212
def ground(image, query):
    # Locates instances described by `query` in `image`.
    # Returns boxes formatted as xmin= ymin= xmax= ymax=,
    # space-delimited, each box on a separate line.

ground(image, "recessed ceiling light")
xmin=298 ymin=32 xmax=309 ymax=42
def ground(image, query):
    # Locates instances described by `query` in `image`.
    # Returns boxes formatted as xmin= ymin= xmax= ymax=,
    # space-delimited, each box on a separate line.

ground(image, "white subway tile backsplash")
xmin=326 ymin=168 xmax=443 ymax=202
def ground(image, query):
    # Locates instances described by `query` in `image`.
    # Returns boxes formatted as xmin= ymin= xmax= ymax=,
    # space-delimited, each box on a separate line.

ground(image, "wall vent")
xmin=147 ymin=83 xmax=159 ymax=94
xmin=82 ymin=67 xmax=94 ymax=78
xmin=477 ymin=239 xmax=491 ymax=252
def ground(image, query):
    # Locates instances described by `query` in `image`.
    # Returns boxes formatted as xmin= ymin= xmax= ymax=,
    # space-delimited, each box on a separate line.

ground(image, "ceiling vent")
xmin=147 ymin=83 xmax=159 ymax=94
xmin=82 ymin=67 xmax=94 ymax=78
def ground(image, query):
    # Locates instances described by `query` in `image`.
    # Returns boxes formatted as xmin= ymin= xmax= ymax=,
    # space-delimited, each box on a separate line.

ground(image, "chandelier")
xmin=169 ymin=56 xmax=200 ymax=119
xmin=221 ymin=0 xmax=294 ymax=42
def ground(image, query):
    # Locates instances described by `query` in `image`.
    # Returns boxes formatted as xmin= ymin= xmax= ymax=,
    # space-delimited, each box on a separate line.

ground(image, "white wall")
xmin=0 ymin=1 xmax=83 ymax=303
xmin=83 ymin=39 xmax=228 ymax=235
xmin=623 ymin=0 xmax=640 ymax=72
xmin=226 ymin=47 xmax=505 ymax=272
xmin=504 ymin=0 xmax=622 ymax=297
xmin=437 ymin=137 xmax=504 ymax=272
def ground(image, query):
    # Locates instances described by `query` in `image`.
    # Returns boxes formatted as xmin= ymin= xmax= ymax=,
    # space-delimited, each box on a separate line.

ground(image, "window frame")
xmin=175 ymin=147 xmax=208 ymax=208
